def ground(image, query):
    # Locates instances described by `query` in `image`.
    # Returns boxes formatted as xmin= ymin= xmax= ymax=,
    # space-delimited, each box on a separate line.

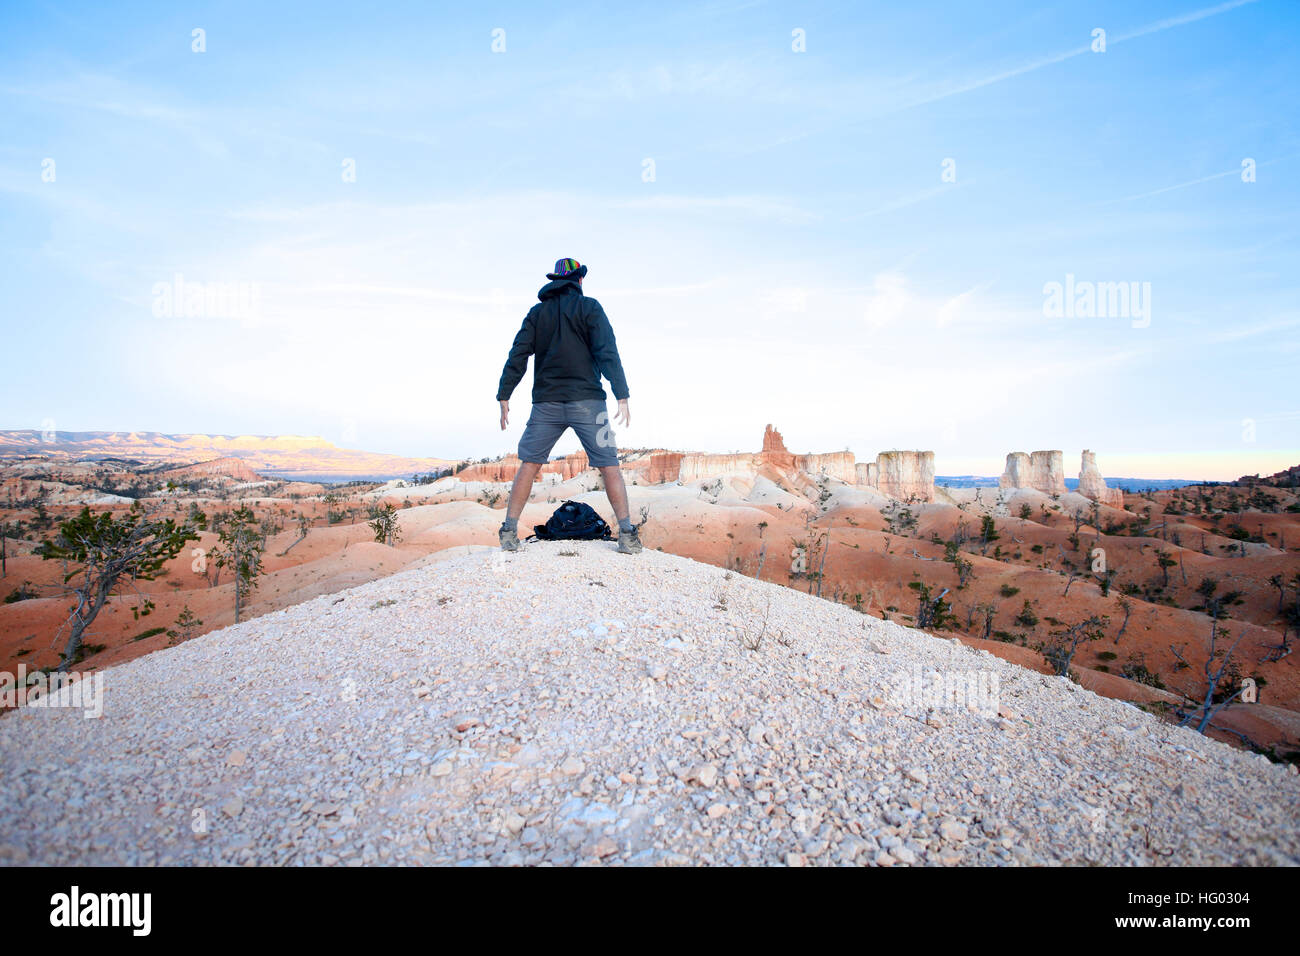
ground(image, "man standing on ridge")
xmin=495 ymin=257 xmax=641 ymax=554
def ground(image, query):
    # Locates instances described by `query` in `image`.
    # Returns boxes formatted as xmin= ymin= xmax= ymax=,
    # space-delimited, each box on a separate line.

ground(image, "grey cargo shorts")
xmin=518 ymin=399 xmax=619 ymax=468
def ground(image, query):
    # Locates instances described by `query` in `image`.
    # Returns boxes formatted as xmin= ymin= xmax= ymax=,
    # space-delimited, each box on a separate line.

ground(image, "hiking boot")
xmin=499 ymin=526 xmax=521 ymax=552
xmin=617 ymin=526 xmax=643 ymax=554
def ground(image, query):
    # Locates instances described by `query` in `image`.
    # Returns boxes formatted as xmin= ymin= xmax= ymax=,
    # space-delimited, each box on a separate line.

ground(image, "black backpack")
xmin=530 ymin=500 xmax=613 ymax=541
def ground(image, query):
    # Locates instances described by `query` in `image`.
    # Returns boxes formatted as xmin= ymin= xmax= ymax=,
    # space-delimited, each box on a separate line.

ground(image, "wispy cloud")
xmin=1204 ymin=316 xmax=1300 ymax=344
xmin=841 ymin=181 xmax=969 ymax=222
xmin=909 ymin=0 xmax=1260 ymax=110
xmin=604 ymin=193 xmax=819 ymax=223
xmin=747 ymin=0 xmax=1262 ymax=155
xmin=937 ymin=281 xmax=995 ymax=327
xmin=1096 ymin=152 xmax=1299 ymax=204
xmin=1098 ymin=167 xmax=1242 ymax=204
xmin=1112 ymin=0 xmax=1258 ymax=42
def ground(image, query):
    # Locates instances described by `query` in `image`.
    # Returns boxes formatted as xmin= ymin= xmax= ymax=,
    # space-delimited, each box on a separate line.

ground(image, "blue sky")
xmin=1 ymin=0 xmax=1296 ymax=479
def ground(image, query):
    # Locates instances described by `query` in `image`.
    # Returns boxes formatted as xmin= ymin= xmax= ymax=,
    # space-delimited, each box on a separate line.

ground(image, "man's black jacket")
xmin=496 ymin=276 xmax=630 ymax=404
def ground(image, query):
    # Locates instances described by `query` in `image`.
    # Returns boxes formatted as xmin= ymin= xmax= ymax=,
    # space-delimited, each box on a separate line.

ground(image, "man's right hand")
xmin=499 ymin=400 xmax=510 ymax=430
xmin=615 ymin=398 xmax=630 ymax=428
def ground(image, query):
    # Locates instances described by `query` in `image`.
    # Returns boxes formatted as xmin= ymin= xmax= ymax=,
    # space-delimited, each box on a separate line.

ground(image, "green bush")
xmin=1014 ymin=600 xmax=1039 ymax=628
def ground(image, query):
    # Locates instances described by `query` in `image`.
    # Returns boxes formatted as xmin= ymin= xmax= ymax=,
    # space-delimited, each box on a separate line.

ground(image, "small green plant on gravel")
xmin=369 ymin=598 xmax=397 ymax=610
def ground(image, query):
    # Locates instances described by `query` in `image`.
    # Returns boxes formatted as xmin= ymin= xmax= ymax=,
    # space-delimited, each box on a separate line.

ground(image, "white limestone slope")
xmin=1 ymin=544 xmax=1295 ymax=867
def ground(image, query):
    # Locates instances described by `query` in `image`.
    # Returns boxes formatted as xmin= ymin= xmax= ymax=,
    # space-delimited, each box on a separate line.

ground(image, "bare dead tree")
xmin=979 ymin=602 xmax=997 ymax=641
xmin=1169 ymin=599 xmax=1250 ymax=734
xmin=278 ymin=513 xmax=311 ymax=556
xmin=1261 ymin=625 xmax=1292 ymax=664
xmin=1041 ymin=614 xmax=1108 ymax=677
xmin=1057 ymin=545 xmax=1080 ymax=597
xmin=1115 ymin=593 xmax=1133 ymax=644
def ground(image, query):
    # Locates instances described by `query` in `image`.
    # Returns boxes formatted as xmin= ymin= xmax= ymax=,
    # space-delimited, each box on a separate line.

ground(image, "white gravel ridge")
xmin=1 ymin=542 xmax=1296 ymax=866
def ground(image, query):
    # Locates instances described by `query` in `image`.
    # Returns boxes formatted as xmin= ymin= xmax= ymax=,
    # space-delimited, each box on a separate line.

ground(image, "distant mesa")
xmin=0 ymin=430 xmax=457 ymax=482
xmin=1235 ymin=464 xmax=1300 ymax=488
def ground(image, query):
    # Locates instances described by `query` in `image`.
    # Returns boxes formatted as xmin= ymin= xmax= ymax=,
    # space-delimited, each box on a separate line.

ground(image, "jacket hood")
xmin=538 ymin=277 xmax=584 ymax=301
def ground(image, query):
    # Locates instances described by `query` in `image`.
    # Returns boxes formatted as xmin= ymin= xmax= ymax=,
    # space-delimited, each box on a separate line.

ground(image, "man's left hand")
xmin=499 ymin=400 xmax=510 ymax=430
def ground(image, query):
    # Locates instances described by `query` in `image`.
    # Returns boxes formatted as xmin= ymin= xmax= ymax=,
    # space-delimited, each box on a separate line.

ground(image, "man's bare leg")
xmin=505 ymin=461 xmax=543 ymax=522
xmin=598 ymin=465 xmax=630 ymax=526
xmin=600 ymin=465 xmax=642 ymax=552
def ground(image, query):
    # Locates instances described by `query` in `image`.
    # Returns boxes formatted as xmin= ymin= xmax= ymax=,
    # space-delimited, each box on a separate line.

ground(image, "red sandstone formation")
xmin=456 ymin=454 xmax=523 ymax=483
xmin=796 ymin=451 xmax=857 ymax=484
xmin=677 ymin=453 xmax=758 ymax=482
xmin=760 ymin=425 xmax=796 ymax=470
xmin=865 ymin=451 xmax=936 ymax=502
xmin=543 ymin=451 xmax=589 ymax=481
xmin=644 ymin=452 xmax=685 ymax=484
xmin=1078 ymin=450 xmax=1124 ymax=509
xmin=999 ymin=451 xmax=1067 ymax=497
xmin=160 ymin=457 xmax=265 ymax=483
xmin=455 ymin=427 xmax=1112 ymax=512
xmin=457 ymin=451 xmax=590 ymax=484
